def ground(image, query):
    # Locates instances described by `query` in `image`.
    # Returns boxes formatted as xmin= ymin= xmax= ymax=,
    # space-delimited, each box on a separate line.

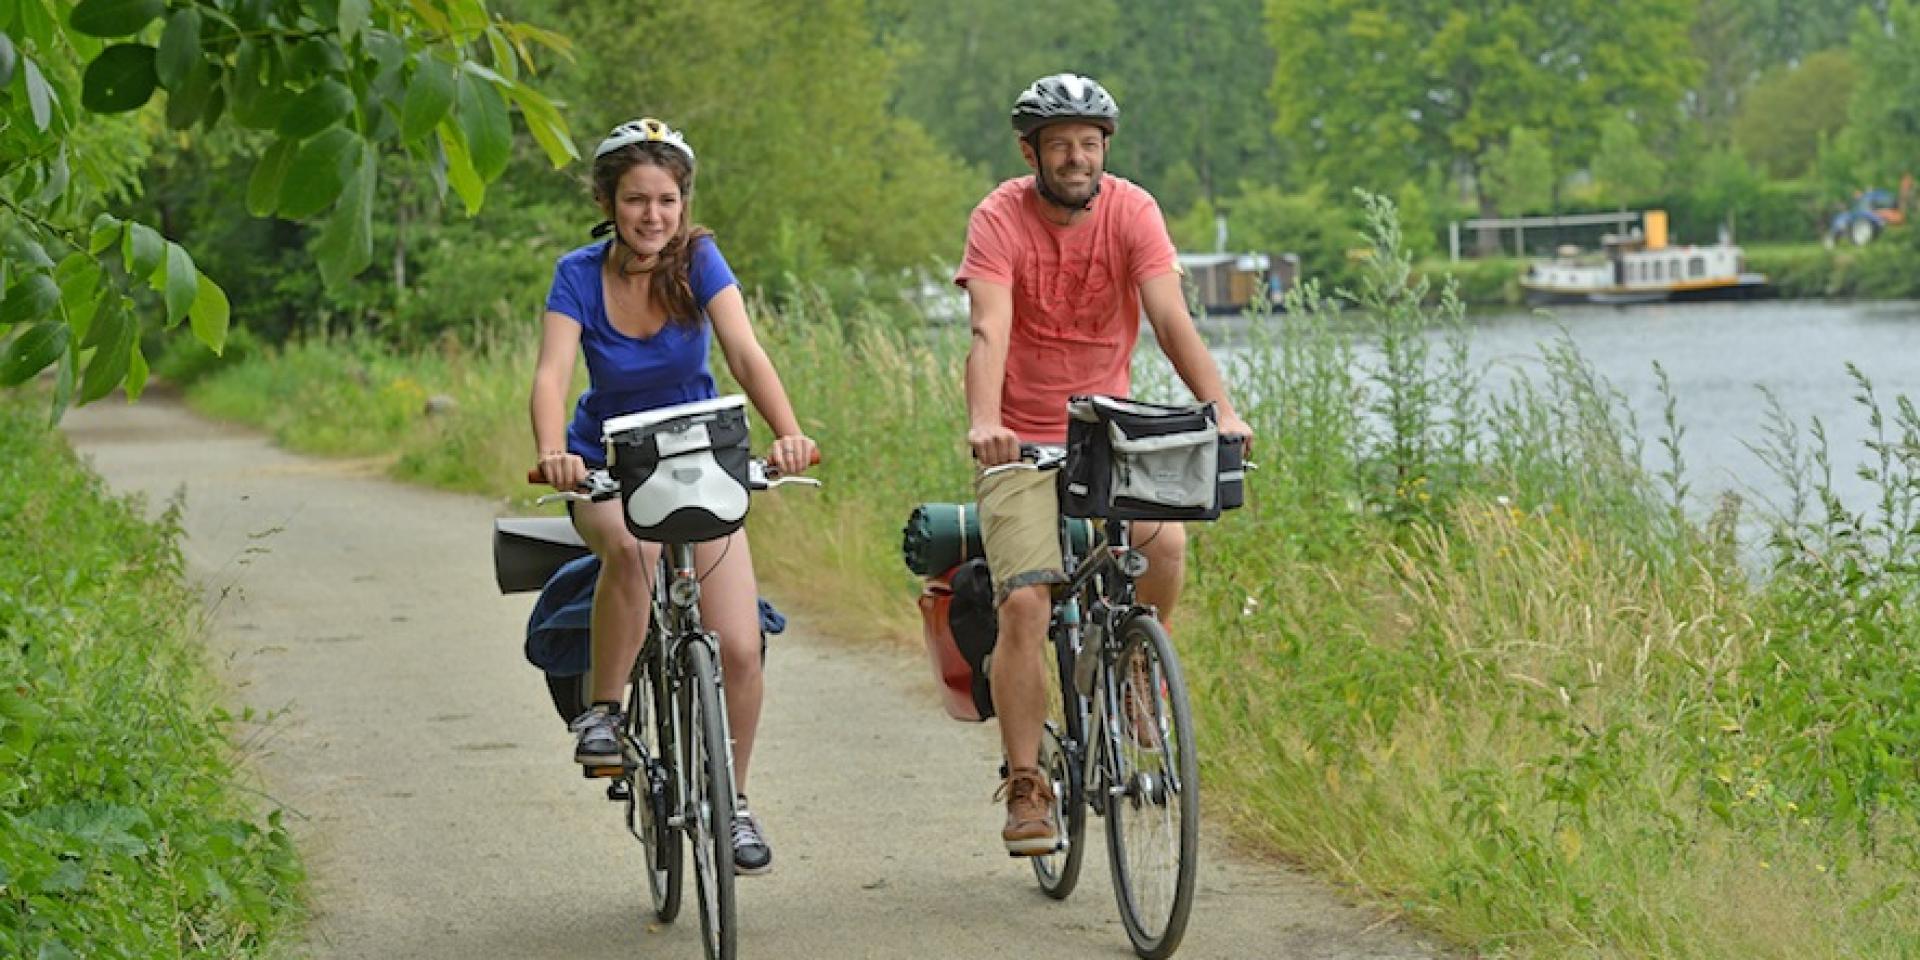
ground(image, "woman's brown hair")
xmin=592 ymin=141 xmax=712 ymax=327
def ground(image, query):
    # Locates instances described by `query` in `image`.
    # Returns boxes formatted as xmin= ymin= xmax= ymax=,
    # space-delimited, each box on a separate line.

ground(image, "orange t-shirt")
xmin=954 ymin=174 xmax=1179 ymax=443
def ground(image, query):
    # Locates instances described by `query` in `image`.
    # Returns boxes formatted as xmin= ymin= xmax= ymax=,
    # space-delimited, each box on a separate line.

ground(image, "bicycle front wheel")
xmin=681 ymin=640 xmax=738 ymax=960
xmin=1103 ymin=614 xmax=1199 ymax=959
xmin=627 ymin=645 xmax=682 ymax=922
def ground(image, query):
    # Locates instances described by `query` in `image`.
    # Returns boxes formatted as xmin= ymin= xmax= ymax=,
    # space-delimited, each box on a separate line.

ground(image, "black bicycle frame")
xmin=1050 ymin=516 xmax=1151 ymax=819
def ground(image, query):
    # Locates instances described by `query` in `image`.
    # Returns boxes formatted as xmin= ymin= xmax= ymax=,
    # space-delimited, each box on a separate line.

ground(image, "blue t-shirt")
xmin=544 ymin=236 xmax=739 ymax=465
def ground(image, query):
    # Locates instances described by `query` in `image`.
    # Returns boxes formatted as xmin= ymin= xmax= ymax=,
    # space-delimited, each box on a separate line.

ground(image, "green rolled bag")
xmin=901 ymin=502 xmax=1097 ymax=576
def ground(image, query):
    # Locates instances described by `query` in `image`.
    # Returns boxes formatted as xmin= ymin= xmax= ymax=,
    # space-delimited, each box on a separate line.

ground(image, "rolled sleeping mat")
xmin=900 ymin=502 xmax=1097 ymax=577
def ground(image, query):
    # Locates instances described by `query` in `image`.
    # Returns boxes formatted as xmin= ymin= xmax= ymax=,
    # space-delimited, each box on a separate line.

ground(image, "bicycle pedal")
xmin=582 ymin=764 xmax=626 ymax=779
xmin=606 ymin=779 xmax=632 ymax=802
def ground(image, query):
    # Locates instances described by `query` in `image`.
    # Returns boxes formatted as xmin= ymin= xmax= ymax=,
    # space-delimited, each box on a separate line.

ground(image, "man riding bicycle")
xmin=955 ymin=73 xmax=1253 ymax=854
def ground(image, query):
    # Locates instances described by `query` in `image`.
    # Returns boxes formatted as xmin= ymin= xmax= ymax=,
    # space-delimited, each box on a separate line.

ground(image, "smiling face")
xmin=1020 ymin=120 xmax=1108 ymax=208
xmin=602 ymin=161 xmax=683 ymax=261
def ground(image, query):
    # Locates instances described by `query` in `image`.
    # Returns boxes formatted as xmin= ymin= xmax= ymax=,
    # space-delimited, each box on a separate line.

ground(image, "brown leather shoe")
xmin=995 ymin=766 xmax=1058 ymax=856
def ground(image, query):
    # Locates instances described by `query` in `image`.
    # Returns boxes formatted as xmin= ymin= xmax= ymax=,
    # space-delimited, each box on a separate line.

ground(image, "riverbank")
xmin=164 ymin=205 xmax=1920 ymax=956
xmin=0 ymin=395 xmax=303 ymax=958
xmin=1419 ymin=238 xmax=1920 ymax=306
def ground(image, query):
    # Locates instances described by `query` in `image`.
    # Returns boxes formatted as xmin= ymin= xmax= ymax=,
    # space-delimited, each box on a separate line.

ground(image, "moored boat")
xmin=1519 ymin=211 xmax=1769 ymax=306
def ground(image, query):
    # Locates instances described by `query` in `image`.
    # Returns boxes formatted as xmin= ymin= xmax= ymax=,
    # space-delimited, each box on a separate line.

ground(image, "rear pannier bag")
xmin=1062 ymin=395 xmax=1237 ymax=522
xmin=604 ymin=395 xmax=753 ymax=543
xmin=917 ymin=559 xmax=998 ymax=722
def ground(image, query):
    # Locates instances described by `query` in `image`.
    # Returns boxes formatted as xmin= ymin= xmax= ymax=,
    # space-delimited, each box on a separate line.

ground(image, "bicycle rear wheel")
xmin=1103 ymin=615 xmax=1199 ymax=960
xmin=681 ymin=640 xmax=738 ymax=960
xmin=626 ymin=643 xmax=682 ymax=922
xmin=1030 ymin=721 xmax=1086 ymax=898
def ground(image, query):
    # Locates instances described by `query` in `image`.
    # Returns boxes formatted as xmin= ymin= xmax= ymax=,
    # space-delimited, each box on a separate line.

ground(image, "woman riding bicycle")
xmin=530 ymin=117 xmax=817 ymax=876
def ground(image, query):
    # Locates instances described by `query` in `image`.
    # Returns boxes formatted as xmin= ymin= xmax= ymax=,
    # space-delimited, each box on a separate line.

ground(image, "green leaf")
xmin=53 ymin=253 xmax=101 ymax=320
xmin=437 ymin=121 xmax=484 ymax=215
xmin=79 ymin=301 xmax=133 ymax=402
xmin=22 ymin=57 xmax=53 ymax=131
xmin=68 ymin=0 xmax=163 ymax=38
xmin=165 ymin=59 xmax=213 ymax=129
xmin=455 ymin=68 xmax=511 ymax=181
xmin=56 ymin=264 xmax=105 ymax=343
xmin=0 ymin=33 xmax=16 ymax=88
xmin=3 ymin=233 xmax=53 ymax=270
xmin=277 ymin=126 xmax=359 ymax=220
xmin=315 ymin=144 xmax=376 ymax=290
xmin=89 ymin=214 xmax=123 ymax=255
xmin=286 ymin=38 xmax=345 ymax=83
xmin=229 ymin=39 xmax=288 ymax=130
xmin=246 ymin=138 xmax=295 ymax=217
xmin=338 ymin=0 xmax=370 ymax=46
xmin=161 ymin=242 xmax=195 ymax=326
xmin=486 ymin=30 xmax=517 ymax=83
xmin=51 ymin=345 xmax=76 ymax=424
xmin=81 ymin=43 xmax=157 ymax=113
xmin=400 ymin=56 xmax=454 ymax=146
xmin=155 ymin=7 xmax=201 ymax=90
xmin=189 ymin=273 xmax=229 ymax=353
xmin=276 ymin=79 xmax=353 ymax=141
xmin=0 ymin=274 xmax=60 ymax=327
xmin=122 ymin=222 xmax=163 ymax=280
xmin=32 ymin=148 xmax=69 ymax=205
xmin=507 ymin=85 xmax=576 ymax=169
xmin=444 ymin=0 xmax=488 ymax=39
xmin=2 ymin=322 xmax=69 ymax=386
xmin=125 ymin=339 xmax=147 ymax=400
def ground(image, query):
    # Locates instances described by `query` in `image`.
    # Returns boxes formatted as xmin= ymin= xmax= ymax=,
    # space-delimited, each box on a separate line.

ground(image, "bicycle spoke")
xmin=1104 ymin=616 xmax=1198 ymax=960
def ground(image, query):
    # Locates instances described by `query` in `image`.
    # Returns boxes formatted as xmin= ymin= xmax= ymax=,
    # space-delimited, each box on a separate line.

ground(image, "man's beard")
xmin=1040 ymin=164 xmax=1100 ymax=208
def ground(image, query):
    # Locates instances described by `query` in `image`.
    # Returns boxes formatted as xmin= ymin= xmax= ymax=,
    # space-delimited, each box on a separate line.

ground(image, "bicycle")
xmin=981 ymin=439 xmax=1237 ymax=960
xmin=532 ymin=455 xmax=818 ymax=960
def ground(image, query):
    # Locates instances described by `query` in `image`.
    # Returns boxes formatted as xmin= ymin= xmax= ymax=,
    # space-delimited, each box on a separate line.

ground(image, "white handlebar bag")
xmin=604 ymin=395 xmax=753 ymax=543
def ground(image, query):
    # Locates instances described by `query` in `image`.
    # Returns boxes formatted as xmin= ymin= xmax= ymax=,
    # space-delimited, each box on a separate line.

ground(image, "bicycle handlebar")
xmin=529 ymin=454 xmax=824 ymax=506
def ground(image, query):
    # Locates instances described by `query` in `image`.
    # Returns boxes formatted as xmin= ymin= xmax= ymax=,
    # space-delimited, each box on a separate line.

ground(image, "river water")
xmin=1194 ymin=299 xmax=1920 ymax=530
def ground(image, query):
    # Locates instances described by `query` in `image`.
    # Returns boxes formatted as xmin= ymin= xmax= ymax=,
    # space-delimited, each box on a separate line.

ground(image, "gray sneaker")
xmin=570 ymin=705 xmax=623 ymax=767
xmin=731 ymin=798 xmax=772 ymax=876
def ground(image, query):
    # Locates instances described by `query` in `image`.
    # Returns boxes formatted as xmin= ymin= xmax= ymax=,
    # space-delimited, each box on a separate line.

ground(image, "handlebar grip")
xmin=527 ymin=468 xmax=546 ymax=485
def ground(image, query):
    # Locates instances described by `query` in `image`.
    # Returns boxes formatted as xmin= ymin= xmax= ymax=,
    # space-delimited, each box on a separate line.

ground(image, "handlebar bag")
xmin=1062 ymin=395 xmax=1227 ymax=521
xmin=604 ymin=395 xmax=752 ymax=543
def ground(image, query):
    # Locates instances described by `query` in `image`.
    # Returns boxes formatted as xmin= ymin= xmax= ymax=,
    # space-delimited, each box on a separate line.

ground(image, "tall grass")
xmin=180 ymin=197 xmax=1920 ymax=956
xmin=0 ymin=397 xmax=302 ymax=958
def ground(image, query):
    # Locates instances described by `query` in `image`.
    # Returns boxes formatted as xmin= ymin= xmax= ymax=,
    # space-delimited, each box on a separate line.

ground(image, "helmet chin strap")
xmin=1026 ymin=132 xmax=1103 ymax=212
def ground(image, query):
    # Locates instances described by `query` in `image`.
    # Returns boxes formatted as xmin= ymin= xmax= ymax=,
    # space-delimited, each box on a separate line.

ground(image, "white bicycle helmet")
xmin=594 ymin=117 xmax=696 ymax=167
xmin=1010 ymin=73 xmax=1119 ymax=137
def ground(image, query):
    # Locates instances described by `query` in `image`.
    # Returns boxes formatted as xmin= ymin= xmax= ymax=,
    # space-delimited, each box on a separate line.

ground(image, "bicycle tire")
xmin=627 ymin=640 xmax=683 ymax=922
xmin=1030 ymin=721 xmax=1087 ymax=898
xmin=1103 ymin=614 xmax=1199 ymax=960
xmin=682 ymin=640 xmax=738 ymax=960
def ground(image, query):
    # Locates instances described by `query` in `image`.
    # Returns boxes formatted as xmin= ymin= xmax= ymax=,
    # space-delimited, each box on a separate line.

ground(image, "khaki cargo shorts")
xmin=975 ymin=463 xmax=1067 ymax=607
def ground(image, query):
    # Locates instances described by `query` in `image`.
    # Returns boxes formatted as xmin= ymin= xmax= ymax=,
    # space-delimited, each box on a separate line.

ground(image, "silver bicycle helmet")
xmin=1009 ymin=73 xmax=1119 ymax=137
xmin=594 ymin=117 xmax=696 ymax=167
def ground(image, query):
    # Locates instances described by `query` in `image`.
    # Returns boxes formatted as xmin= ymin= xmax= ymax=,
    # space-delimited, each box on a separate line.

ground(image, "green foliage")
xmin=1591 ymin=116 xmax=1667 ymax=209
xmin=1744 ymin=0 xmax=1866 ymax=64
xmin=1733 ymin=49 xmax=1855 ymax=179
xmin=1743 ymin=237 xmax=1920 ymax=298
xmin=0 ymin=0 xmax=575 ymax=420
xmin=1840 ymin=0 xmax=1920 ymax=188
xmin=1268 ymin=0 xmax=1700 ymax=211
xmin=538 ymin=0 xmax=977 ymax=286
xmin=0 ymin=396 xmax=302 ymax=957
xmin=1171 ymin=182 xmax=1364 ymax=289
xmin=884 ymin=0 xmax=1283 ymax=209
xmin=1481 ymin=126 xmax=1556 ymax=216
